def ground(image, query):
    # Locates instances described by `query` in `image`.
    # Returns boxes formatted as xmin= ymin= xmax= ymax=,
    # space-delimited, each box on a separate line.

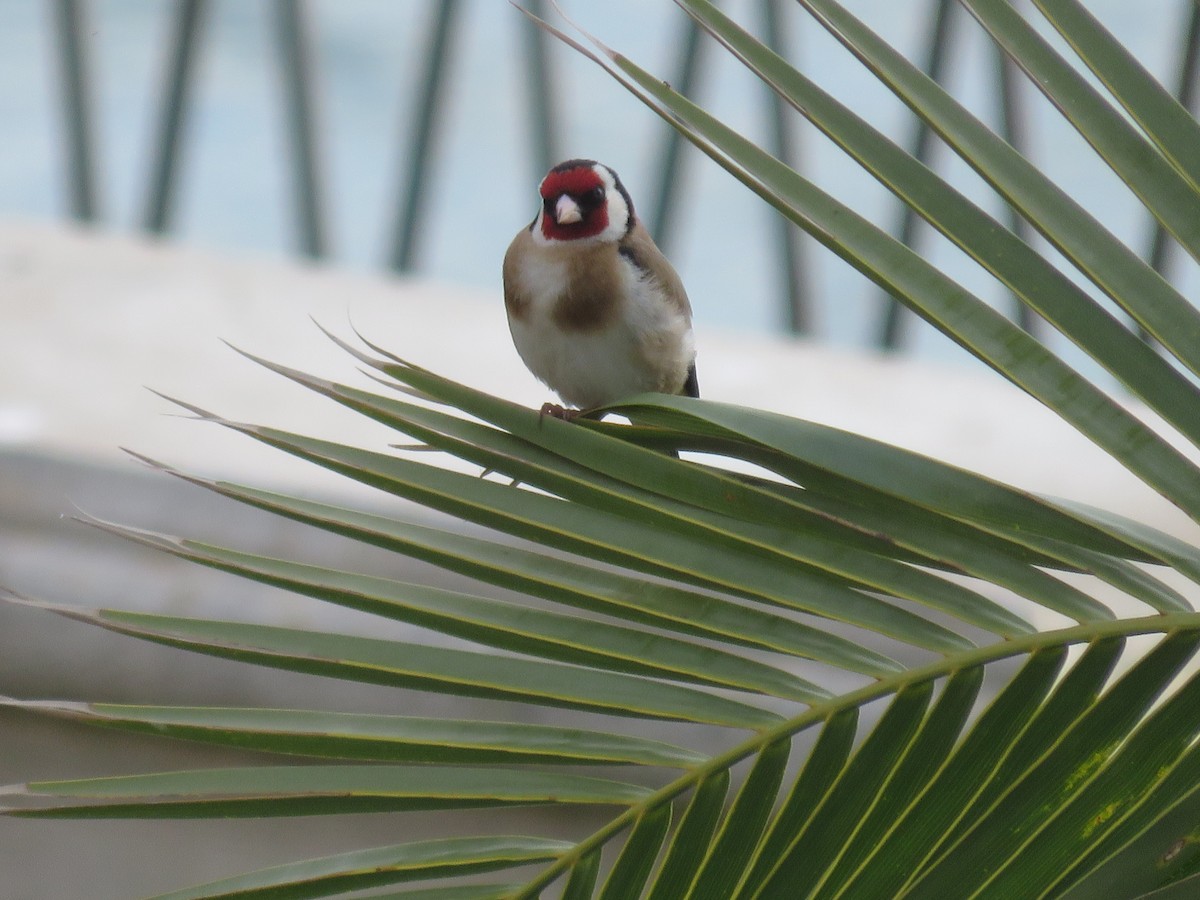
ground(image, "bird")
xmin=502 ymin=158 xmax=698 ymax=419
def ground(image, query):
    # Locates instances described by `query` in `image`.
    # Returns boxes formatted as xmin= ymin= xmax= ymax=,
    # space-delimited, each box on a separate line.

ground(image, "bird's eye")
xmin=586 ymin=186 xmax=605 ymax=205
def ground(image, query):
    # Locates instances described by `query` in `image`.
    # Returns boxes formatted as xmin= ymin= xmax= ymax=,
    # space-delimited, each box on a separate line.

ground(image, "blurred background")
xmin=3 ymin=1 xmax=1200 ymax=896
xmin=3 ymin=0 xmax=1198 ymax=362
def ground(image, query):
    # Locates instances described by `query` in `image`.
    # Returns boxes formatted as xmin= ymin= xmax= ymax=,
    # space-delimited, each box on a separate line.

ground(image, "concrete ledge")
xmin=3 ymin=216 xmax=1197 ymax=679
xmin=4 ymin=215 xmax=1197 ymax=679
xmin=2 ymin=218 xmax=1184 ymax=516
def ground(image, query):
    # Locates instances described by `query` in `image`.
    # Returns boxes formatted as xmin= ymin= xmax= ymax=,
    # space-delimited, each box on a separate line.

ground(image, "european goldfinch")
xmin=503 ymin=159 xmax=698 ymax=418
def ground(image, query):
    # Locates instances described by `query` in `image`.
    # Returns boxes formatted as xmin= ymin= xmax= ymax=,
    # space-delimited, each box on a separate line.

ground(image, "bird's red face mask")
xmin=539 ymin=167 xmax=609 ymax=241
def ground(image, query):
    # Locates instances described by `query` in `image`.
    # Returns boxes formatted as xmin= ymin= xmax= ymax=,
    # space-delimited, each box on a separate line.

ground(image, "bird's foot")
xmin=539 ymin=402 xmax=581 ymax=421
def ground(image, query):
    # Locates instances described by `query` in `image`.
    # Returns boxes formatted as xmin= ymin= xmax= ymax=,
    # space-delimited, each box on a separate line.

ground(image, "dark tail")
xmin=682 ymin=362 xmax=699 ymax=398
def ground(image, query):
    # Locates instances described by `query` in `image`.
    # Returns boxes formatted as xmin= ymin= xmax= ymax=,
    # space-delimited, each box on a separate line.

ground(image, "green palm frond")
xmin=6 ymin=2 xmax=1200 ymax=897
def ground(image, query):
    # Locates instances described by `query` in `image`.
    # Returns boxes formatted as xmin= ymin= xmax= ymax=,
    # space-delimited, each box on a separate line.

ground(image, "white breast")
xmin=508 ymin=250 xmax=694 ymax=409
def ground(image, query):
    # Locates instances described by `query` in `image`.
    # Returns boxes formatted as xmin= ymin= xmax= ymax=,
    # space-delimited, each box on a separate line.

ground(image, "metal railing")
xmin=37 ymin=0 xmax=1200 ymax=349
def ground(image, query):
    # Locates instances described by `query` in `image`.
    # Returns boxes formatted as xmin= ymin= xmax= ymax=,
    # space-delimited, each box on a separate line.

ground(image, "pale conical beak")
xmin=555 ymin=194 xmax=583 ymax=225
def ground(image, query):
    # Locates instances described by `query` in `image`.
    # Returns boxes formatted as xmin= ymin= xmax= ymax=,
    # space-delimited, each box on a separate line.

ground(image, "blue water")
xmin=1 ymin=0 xmax=1196 ymax=371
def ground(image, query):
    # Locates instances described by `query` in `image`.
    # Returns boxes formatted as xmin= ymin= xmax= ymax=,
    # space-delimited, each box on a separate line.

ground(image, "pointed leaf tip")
xmin=350 ymin=324 xmax=420 ymax=370
xmin=119 ymin=449 xmax=179 ymax=478
xmin=319 ymin=313 xmax=387 ymax=362
xmin=219 ymin=340 xmax=270 ymax=371
xmin=144 ymin=389 xmax=223 ymax=423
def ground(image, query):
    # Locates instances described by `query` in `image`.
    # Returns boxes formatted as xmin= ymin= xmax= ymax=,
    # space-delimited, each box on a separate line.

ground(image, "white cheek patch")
xmin=594 ymin=164 xmax=630 ymax=243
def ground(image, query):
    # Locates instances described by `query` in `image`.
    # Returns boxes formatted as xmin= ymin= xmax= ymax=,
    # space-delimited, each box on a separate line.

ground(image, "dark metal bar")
xmin=521 ymin=0 xmax=559 ymax=179
xmin=143 ymin=0 xmax=208 ymax=234
xmin=646 ymin=10 xmax=706 ymax=252
xmin=761 ymin=0 xmax=812 ymax=335
xmin=389 ymin=0 xmax=462 ymax=273
xmin=273 ymin=0 xmax=328 ymax=258
xmin=877 ymin=0 xmax=956 ymax=350
xmin=49 ymin=0 xmax=99 ymax=221
xmin=994 ymin=43 xmax=1040 ymax=334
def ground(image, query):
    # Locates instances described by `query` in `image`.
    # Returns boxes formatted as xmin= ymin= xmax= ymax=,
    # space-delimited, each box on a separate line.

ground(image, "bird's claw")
xmin=539 ymin=402 xmax=580 ymax=421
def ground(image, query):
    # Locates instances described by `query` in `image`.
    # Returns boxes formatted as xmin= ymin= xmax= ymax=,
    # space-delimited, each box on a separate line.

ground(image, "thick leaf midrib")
xmin=508 ymin=612 xmax=1200 ymax=898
